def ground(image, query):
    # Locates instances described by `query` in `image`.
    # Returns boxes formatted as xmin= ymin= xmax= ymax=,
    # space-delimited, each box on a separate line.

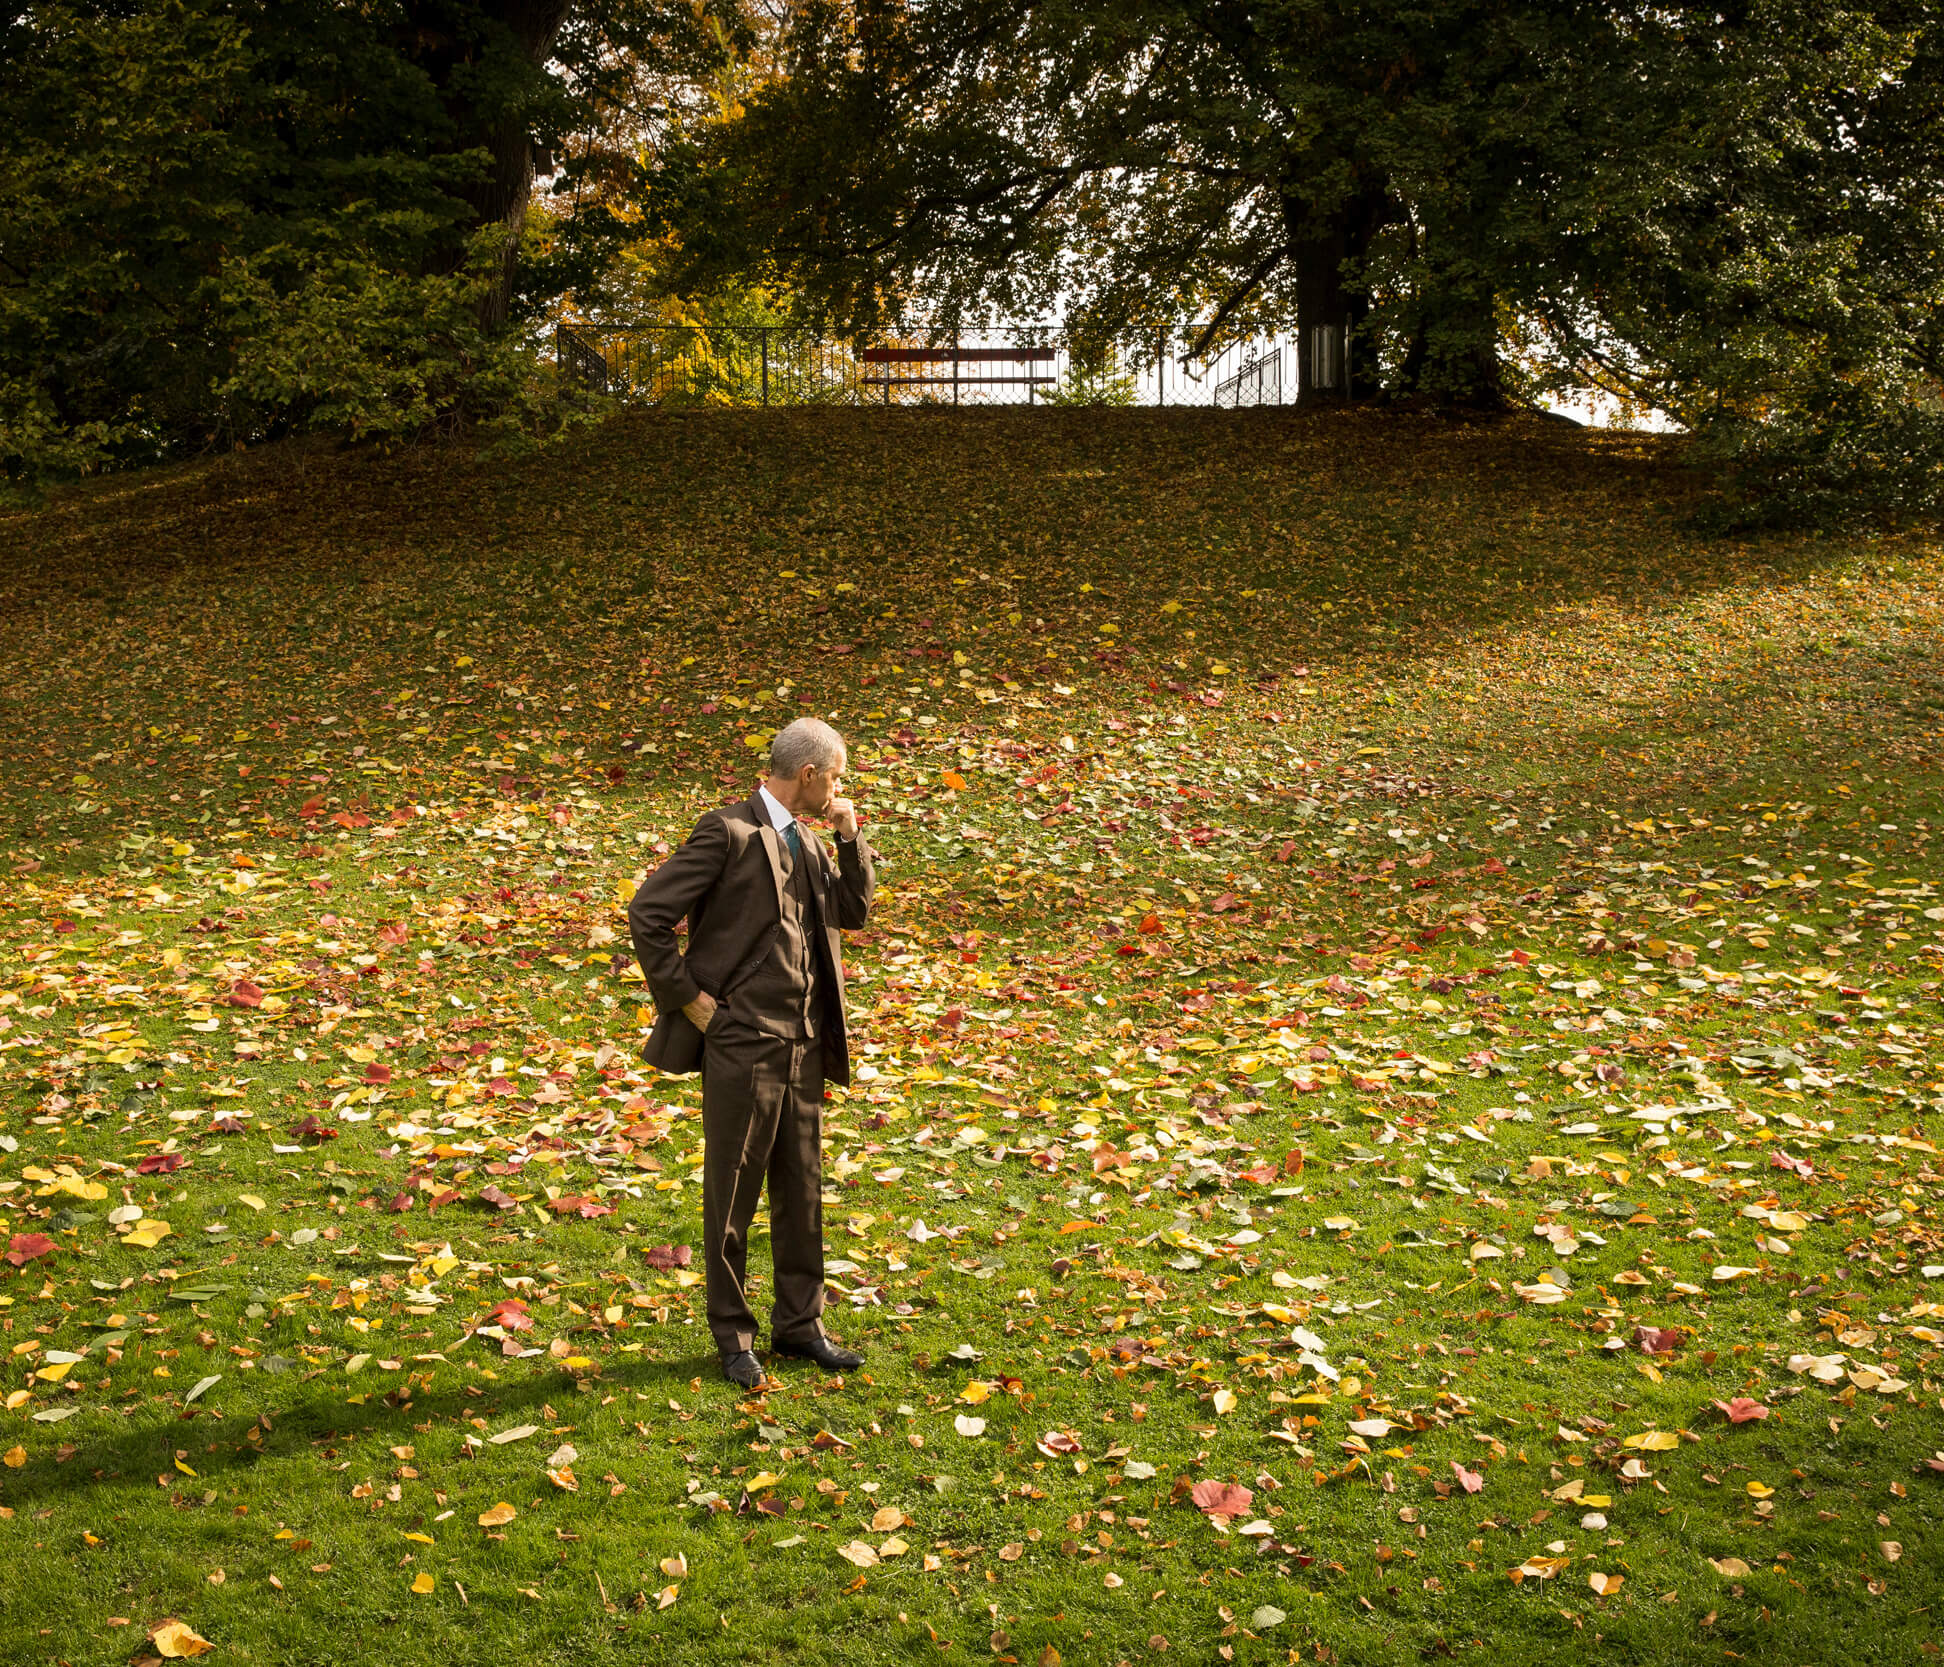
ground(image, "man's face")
xmin=800 ymin=758 xmax=843 ymax=814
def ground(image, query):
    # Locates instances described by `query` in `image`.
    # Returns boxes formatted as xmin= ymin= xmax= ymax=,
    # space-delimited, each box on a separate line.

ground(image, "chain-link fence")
xmin=554 ymin=321 xmax=1326 ymax=408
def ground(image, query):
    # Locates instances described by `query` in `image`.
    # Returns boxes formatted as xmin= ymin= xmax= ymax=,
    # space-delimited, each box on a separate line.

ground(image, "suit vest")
xmin=721 ymin=830 xmax=825 ymax=1039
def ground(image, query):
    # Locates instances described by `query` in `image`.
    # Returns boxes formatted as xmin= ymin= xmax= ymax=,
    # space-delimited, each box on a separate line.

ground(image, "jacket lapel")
xmin=750 ymin=794 xmax=787 ymax=916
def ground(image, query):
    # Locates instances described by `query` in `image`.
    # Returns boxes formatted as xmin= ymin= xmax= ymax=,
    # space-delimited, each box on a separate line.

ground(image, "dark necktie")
xmin=784 ymin=821 xmax=801 ymax=861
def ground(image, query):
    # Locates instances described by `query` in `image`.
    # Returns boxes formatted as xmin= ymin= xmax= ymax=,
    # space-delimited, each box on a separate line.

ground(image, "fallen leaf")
xmin=151 ymin=1620 xmax=215 ymax=1658
xmin=1189 ymin=1480 xmax=1254 ymax=1520
xmin=5 ymin=1234 xmax=56 ymax=1266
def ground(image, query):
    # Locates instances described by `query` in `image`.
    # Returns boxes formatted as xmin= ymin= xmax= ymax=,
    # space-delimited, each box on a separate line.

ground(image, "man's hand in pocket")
xmin=682 ymin=991 xmax=717 ymax=1032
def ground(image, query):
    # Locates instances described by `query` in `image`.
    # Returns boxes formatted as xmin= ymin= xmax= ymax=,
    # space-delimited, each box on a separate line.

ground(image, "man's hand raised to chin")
xmin=827 ymin=796 xmax=859 ymax=840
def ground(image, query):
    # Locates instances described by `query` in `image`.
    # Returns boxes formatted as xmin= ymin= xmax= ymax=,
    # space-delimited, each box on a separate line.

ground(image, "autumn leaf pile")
xmin=1 ymin=407 xmax=1942 ymax=1665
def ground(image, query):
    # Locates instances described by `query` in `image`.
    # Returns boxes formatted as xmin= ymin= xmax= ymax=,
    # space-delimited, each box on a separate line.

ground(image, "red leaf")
xmin=298 ymin=795 xmax=325 ymax=816
xmin=1450 ymin=1462 xmax=1484 ymax=1495
xmin=288 ymin=1115 xmax=337 ymax=1142
xmin=1770 ymin=1150 xmax=1815 ymax=1181
xmin=1207 ymin=892 xmax=1242 ymax=914
xmin=485 ymin=1298 xmax=533 ymax=1331
xmin=362 ymin=1062 xmax=392 ymax=1085
xmin=1136 ymin=912 xmax=1164 ymax=936
xmin=1713 ymin=1397 xmax=1770 ymax=1424
xmin=643 ymin=1244 xmax=692 ymax=1269
xmin=479 ymin=1186 xmax=519 ymax=1211
xmin=1188 ymin=1480 xmax=1254 ymax=1520
xmin=226 ymin=980 xmax=264 ymax=1008
xmin=386 ymin=1192 xmax=414 ymax=1213
xmin=135 ymin=1152 xmax=187 ymax=1176
xmin=5 ymin=1233 xmax=56 ymax=1267
xmin=377 ymin=921 xmax=409 ymax=947
xmin=208 ymin=1116 xmax=247 ymax=1135
xmin=484 ymin=1077 xmax=516 ymax=1097
xmin=548 ymin=1194 xmax=614 ymax=1219
xmin=1234 ymin=1163 xmax=1278 ymax=1185
xmin=1634 ymin=1326 xmax=1683 ymax=1355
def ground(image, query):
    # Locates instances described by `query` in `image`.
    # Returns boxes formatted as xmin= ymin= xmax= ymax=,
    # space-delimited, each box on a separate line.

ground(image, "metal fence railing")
xmin=552 ymin=322 xmax=1312 ymax=408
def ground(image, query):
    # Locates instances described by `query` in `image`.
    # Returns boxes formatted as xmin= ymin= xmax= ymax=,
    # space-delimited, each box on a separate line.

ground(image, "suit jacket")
xmin=628 ymin=792 xmax=875 ymax=1085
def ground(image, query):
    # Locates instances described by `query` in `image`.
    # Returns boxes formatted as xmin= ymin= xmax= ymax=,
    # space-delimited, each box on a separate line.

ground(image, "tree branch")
xmin=1186 ymin=245 xmax=1286 ymax=362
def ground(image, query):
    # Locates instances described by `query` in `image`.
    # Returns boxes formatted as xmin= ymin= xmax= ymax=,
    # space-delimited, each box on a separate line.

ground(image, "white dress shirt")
xmin=757 ymin=782 xmax=796 ymax=834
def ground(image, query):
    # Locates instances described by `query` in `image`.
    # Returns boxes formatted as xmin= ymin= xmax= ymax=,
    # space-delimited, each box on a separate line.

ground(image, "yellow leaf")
xmin=659 ymin=1553 xmax=688 ymax=1580
xmin=237 ymin=1195 xmax=265 ymax=1212
xmin=477 ymin=1502 xmax=517 ymax=1527
xmin=744 ymin=1471 xmax=783 ymax=1492
xmin=1745 ymin=1481 xmax=1774 ymax=1498
xmin=1211 ymin=1388 xmax=1238 ymax=1416
xmin=1622 ymin=1431 xmax=1680 ymax=1451
xmin=1710 ymin=1557 xmax=1752 ymax=1578
xmin=152 ymin=1620 xmax=215 ymax=1658
xmin=2 ymin=1446 xmax=25 ymax=1468
xmin=124 ymin=1221 xmax=173 ymax=1249
xmin=411 ymin=1572 xmax=435 ymax=1595
xmin=403 ymin=1532 xmax=435 ymax=1545
xmin=1588 ymin=1572 xmax=1623 ymax=1597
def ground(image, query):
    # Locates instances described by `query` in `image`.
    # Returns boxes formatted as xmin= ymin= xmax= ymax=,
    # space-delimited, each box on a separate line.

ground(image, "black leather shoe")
xmin=721 ymin=1349 xmax=768 ymax=1389
xmin=771 ymin=1333 xmax=863 ymax=1372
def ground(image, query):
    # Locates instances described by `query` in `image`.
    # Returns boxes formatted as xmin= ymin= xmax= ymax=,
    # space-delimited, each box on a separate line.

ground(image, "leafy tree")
xmin=0 ymin=0 xmax=721 ymax=479
xmin=650 ymin=0 xmax=1944 ymax=514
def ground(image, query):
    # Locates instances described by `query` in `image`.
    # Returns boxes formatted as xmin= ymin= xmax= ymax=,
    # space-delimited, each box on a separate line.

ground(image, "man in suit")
xmin=627 ymin=717 xmax=876 ymax=1389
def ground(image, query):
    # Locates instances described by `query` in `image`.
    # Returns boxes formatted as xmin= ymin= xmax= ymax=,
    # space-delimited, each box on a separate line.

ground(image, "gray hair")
xmin=769 ymin=716 xmax=846 ymax=778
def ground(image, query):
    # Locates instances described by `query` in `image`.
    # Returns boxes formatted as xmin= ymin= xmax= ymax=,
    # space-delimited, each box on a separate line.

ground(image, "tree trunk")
xmin=407 ymin=0 xmax=575 ymax=331
xmin=1286 ymin=184 xmax=1390 ymax=403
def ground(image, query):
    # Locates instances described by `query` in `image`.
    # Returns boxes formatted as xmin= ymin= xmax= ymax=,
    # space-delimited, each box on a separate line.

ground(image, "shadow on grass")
xmin=0 ymin=1336 xmax=753 ymax=1514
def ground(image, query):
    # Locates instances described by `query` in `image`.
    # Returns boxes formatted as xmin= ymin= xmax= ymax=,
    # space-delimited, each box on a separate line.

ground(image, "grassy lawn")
xmin=4 ymin=406 xmax=1944 ymax=1666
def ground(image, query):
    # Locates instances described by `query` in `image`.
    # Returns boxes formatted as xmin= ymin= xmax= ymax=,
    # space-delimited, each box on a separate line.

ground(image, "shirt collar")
xmin=756 ymin=783 xmax=795 ymax=833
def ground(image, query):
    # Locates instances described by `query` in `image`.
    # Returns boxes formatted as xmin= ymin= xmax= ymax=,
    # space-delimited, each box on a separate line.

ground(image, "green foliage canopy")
xmin=653 ymin=0 xmax=1944 ymax=516
xmin=0 ymin=0 xmax=719 ymax=478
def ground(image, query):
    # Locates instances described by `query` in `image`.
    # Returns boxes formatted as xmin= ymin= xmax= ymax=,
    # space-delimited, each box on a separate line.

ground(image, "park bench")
xmin=859 ymin=343 xmax=1057 ymax=402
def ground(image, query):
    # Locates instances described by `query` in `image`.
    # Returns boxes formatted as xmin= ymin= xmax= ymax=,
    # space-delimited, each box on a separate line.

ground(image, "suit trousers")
xmin=699 ymin=1022 xmax=829 ymax=1356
